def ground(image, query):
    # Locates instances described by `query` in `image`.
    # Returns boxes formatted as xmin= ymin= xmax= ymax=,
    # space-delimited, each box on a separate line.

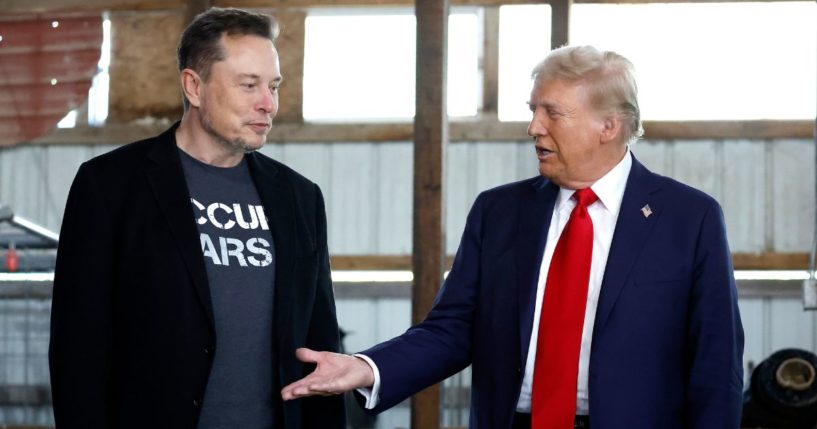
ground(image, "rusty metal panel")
xmin=0 ymin=14 xmax=101 ymax=146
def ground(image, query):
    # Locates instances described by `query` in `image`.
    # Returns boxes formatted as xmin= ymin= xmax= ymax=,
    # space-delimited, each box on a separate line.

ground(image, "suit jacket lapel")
xmin=516 ymin=177 xmax=559 ymax=368
xmin=145 ymin=124 xmax=214 ymax=326
xmin=593 ymin=156 xmax=662 ymax=335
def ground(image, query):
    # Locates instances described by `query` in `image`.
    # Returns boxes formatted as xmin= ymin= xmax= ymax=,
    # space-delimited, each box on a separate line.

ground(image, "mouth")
xmin=536 ymin=146 xmax=554 ymax=161
xmin=247 ymin=122 xmax=271 ymax=133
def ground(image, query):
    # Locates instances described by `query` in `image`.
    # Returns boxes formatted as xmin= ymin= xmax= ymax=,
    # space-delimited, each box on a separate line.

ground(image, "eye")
xmin=270 ymin=85 xmax=279 ymax=93
xmin=242 ymin=82 xmax=256 ymax=89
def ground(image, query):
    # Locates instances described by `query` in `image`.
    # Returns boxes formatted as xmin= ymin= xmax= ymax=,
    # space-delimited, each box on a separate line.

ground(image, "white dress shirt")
xmin=358 ymin=151 xmax=633 ymax=412
xmin=517 ymin=150 xmax=632 ymax=414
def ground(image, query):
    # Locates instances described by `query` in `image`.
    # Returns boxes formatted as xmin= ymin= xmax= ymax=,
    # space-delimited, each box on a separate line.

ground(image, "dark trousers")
xmin=512 ymin=412 xmax=590 ymax=429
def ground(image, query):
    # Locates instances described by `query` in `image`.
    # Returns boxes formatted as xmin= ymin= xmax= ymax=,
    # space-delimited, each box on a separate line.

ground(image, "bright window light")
xmin=499 ymin=2 xmax=816 ymax=122
xmin=87 ymin=16 xmax=111 ymax=126
xmin=303 ymin=8 xmax=480 ymax=121
xmin=498 ymin=5 xmax=551 ymax=122
xmin=57 ymin=109 xmax=78 ymax=128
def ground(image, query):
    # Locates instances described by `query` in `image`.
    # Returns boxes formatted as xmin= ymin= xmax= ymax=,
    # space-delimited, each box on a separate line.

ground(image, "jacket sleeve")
xmin=684 ymin=200 xmax=744 ymax=428
xmin=359 ymin=192 xmax=486 ymax=413
xmin=49 ymin=162 xmax=115 ymax=429
xmin=301 ymin=184 xmax=347 ymax=428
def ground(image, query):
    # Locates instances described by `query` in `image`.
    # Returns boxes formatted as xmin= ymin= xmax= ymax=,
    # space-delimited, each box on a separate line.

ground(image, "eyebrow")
xmin=238 ymin=73 xmax=283 ymax=83
xmin=527 ymin=100 xmax=560 ymax=110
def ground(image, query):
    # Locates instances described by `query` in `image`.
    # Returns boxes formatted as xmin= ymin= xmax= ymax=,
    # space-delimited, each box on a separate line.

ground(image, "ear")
xmin=180 ymin=69 xmax=204 ymax=108
xmin=600 ymin=114 xmax=624 ymax=144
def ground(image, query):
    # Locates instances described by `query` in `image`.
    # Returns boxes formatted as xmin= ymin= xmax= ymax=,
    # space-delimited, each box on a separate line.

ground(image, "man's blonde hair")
xmin=532 ymin=45 xmax=644 ymax=144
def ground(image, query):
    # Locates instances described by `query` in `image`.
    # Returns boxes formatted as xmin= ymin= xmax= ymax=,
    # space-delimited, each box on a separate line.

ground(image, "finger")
xmin=294 ymin=347 xmax=321 ymax=364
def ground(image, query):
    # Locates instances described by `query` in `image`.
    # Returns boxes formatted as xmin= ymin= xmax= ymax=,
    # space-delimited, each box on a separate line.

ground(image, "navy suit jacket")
xmin=362 ymin=155 xmax=744 ymax=429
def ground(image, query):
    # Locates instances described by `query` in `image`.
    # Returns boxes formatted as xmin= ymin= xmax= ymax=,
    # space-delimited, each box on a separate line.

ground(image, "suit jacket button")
xmin=204 ymin=346 xmax=213 ymax=355
xmin=193 ymin=398 xmax=202 ymax=407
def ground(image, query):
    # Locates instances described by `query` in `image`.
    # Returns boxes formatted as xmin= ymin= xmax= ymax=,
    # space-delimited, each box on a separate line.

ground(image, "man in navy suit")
xmin=281 ymin=45 xmax=744 ymax=429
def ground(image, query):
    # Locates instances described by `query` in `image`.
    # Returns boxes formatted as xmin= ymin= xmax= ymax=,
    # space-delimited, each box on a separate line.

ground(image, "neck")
xmin=560 ymin=145 xmax=628 ymax=190
xmin=176 ymin=112 xmax=244 ymax=168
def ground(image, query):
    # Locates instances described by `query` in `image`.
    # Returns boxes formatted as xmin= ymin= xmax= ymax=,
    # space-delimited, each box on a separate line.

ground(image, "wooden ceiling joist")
xmin=2 ymin=0 xmax=810 ymax=14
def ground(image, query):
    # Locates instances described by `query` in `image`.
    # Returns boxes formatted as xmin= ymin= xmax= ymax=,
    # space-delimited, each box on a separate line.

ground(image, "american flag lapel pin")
xmin=641 ymin=204 xmax=653 ymax=219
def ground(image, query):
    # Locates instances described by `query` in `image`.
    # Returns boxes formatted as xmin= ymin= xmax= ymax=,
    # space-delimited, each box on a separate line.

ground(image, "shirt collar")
xmin=555 ymin=148 xmax=632 ymax=217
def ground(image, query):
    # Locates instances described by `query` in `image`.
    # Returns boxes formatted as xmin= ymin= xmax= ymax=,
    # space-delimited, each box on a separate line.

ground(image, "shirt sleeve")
xmin=353 ymin=353 xmax=381 ymax=409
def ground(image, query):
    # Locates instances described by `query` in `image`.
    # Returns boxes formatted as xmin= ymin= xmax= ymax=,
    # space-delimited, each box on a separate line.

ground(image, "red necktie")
xmin=532 ymin=188 xmax=598 ymax=429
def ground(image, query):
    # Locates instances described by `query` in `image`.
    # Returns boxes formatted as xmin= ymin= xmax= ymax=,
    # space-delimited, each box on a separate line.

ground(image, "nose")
xmin=257 ymin=88 xmax=278 ymax=116
xmin=527 ymin=109 xmax=547 ymax=139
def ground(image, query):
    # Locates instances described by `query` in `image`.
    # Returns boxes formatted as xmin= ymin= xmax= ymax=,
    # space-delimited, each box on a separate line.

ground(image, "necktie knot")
xmin=573 ymin=188 xmax=598 ymax=208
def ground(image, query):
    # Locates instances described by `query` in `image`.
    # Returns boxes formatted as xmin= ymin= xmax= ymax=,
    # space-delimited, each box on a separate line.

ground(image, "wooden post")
xmin=481 ymin=6 xmax=500 ymax=119
xmin=272 ymin=10 xmax=306 ymax=124
xmin=412 ymin=0 xmax=448 ymax=428
xmin=551 ymin=0 xmax=571 ymax=49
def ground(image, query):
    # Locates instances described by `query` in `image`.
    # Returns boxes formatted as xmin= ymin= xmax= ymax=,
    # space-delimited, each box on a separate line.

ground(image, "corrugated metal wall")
xmin=0 ymin=138 xmax=813 ymax=254
xmin=0 ymin=137 xmax=814 ymax=427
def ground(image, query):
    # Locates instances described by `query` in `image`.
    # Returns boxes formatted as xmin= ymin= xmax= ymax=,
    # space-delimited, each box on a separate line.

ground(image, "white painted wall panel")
xmin=0 ymin=138 xmax=814 ymax=255
xmin=446 ymin=143 xmax=476 ymax=254
xmin=721 ymin=141 xmax=766 ymax=253
xmin=631 ymin=140 xmax=670 ymax=176
xmin=374 ymin=144 xmax=413 ymax=254
xmin=669 ymin=140 xmax=720 ymax=201
xmin=327 ymin=143 xmax=375 ymax=253
xmin=772 ymin=140 xmax=815 ymax=252
xmin=738 ymin=298 xmax=766 ymax=371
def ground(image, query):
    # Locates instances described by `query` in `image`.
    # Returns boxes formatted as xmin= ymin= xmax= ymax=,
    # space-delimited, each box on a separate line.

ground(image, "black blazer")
xmin=49 ymin=124 xmax=345 ymax=429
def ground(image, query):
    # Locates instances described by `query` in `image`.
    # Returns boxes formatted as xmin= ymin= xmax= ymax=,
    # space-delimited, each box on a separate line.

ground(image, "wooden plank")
xmin=273 ymin=10 xmax=306 ymax=124
xmin=480 ymin=6 xmax=499 ymax=118
xmin=642 ymin=120 xmax=813 ymax=140
xmin=412 ymin=1 xmax=448 ymax=427
xmin=26 ymin=120 xmax=814 ymax=146
xmin=550 ymin=0 xmax=571 ymax=48
xmin=330 ymin=253 xmax=810 ymax=270
xmin=732 ymin=252 xmax=809 ymax=270
xmin=5 ymin=0 xmax=808 ymax=14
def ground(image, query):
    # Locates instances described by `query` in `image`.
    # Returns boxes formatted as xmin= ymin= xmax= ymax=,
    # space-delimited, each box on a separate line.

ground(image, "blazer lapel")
xmin=246 ymin=153 xmax=311 ymax=350
xmin=593 ymin=156 xmax=662 ymax=335
xmin=144 ymin=125 xmax=214 ymax=326
xmin=516 ymin=177 xmax=559 ymax=368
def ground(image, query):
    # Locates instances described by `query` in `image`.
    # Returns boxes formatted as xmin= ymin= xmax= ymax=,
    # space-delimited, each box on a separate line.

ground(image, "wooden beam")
xmin=331 ymin=253 xmax=810 ymax=271
xmin=4 ymin=0 xmax=808 ymax=14
xmin=26 ymin=119 xmax=813 ymax=146
xmin=412 ymin=1 xmax=448 ymax=428
xmin=273 ymin=11 xmax=306 ymax=124
xmin=642 ymin=120 xmax=814 ymax=140
xmin=551 ymin=0 xmax=571 ymax=48
xmin=480 ymin=6 xmax=500 ymax=119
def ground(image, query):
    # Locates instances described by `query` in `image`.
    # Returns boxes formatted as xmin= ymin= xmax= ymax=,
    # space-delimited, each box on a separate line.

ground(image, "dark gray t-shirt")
xmin=179 ymin=149 xmax=277 ymax=429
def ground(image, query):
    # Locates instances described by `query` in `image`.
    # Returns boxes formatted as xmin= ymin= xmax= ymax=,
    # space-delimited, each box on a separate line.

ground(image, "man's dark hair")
xmin=177 ymin=7 xmax=278 ymax=109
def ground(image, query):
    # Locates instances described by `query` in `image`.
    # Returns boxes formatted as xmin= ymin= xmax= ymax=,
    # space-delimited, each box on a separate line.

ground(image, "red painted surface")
xmin=0 ymin=14 xmax=102 ymax=146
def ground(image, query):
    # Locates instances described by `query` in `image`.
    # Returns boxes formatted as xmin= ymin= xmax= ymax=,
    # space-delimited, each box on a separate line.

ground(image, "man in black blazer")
xmin=48 ymin=7 xmax=345 ymax=429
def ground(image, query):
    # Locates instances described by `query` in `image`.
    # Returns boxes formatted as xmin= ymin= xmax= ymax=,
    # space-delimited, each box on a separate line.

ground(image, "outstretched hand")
xmin=281 ymin=348 xmax=375 ymax=401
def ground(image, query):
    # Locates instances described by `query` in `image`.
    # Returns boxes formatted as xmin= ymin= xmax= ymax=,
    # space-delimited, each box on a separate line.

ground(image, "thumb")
xmin=295 ymin=347 xmax=322 ymax=364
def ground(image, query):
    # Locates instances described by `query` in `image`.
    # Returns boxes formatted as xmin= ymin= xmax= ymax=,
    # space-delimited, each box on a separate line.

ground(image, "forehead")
xmin=214 ymin=34 xmax=281 ymax=79
xmin=529 ymin=77 xmax=590 ymax=107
